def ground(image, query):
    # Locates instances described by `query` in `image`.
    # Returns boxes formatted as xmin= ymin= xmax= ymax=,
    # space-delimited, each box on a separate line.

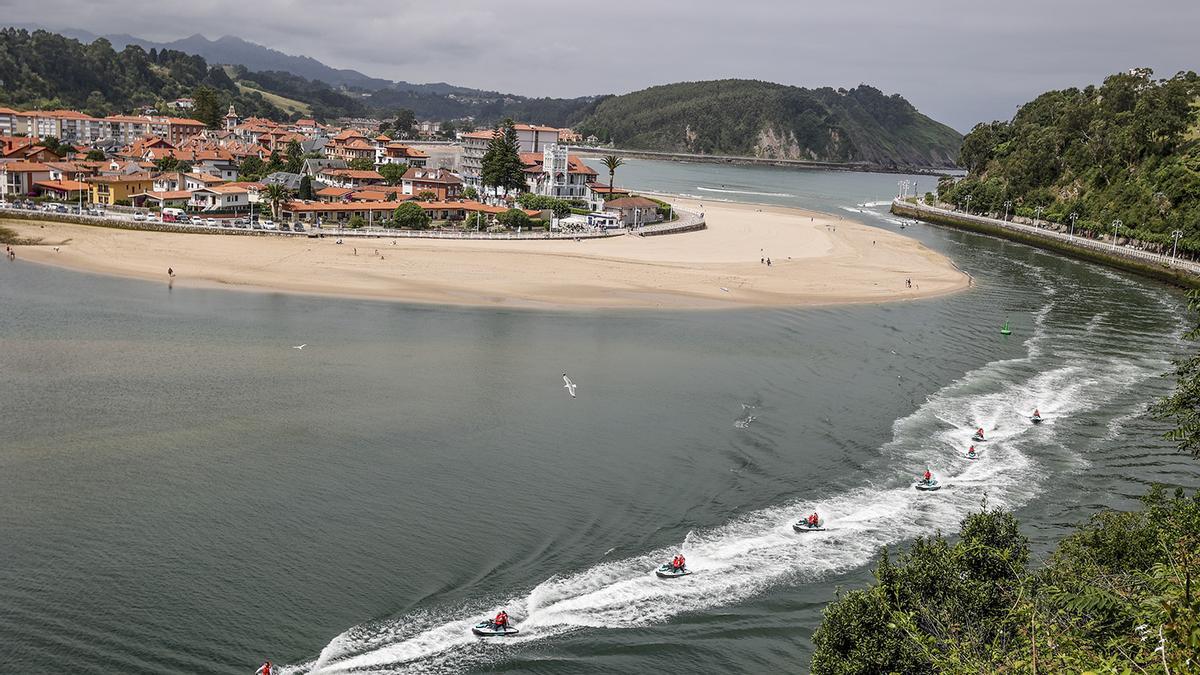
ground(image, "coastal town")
xmin=0 ymin=104 xmax=668 ymax=234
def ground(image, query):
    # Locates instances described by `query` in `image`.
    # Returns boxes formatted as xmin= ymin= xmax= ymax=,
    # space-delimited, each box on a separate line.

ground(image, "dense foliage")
xmin=390 ymin=202 xmax=429 ymax=229
xmin=481 ymin=119 xmax=526 ymax=195
xmin=939 ymin=69 xmax=1200 ymax=253
xmin=232 ymin=66 xmax=366 ymax=120
xmin=0 ymin=28 xmax=283 ymax=119
xmin=516 ymin=193 xmax=571 ymax=218
xmin=812 ymin=488 xmax=1199 ymax=673
xmin=1154 ymin=290 xmax=1200 ymax=459
xmin=575 ymin=80 xmax=962 ymax=168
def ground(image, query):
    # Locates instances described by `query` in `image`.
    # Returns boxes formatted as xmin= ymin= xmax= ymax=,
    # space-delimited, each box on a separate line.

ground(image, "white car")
xmin=133 ymin=212 xmax=147 ymax=221
xmin=207 ymin=218 xmax=220 ymax=227
xmin=262 ymin=220 xmax=277 ymax=230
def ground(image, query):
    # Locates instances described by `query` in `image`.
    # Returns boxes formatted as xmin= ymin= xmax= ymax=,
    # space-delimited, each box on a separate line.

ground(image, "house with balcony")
xmin=88 ymin=173 xmax=155 ymax=205
xmin=190 ymin=185 xmax=250 ymax=212
xmin=401 ymin=168 xmax=463 ymax=200
xmin=459 ymin=124 xmax=561 ymax=187
xmin=1 ymin=162 xmax=52 ymax=197
xmin=318 ymin=168 xmax=384 ymax=189
xmin=521 ymin=145 xmax=599 ymax=206
xmin=379 ymin=142 xmax=428 ymax=168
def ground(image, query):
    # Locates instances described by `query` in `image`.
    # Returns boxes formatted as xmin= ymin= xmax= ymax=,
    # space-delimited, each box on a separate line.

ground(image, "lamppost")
xmin=964 ymin=195 xmax=972 ymax=215
xmin=1171 ymin=229 xmax=1183 ymax=261
xmin=1003 ymin=200 xmax=1012 ymax=222
xmin=74 ymin=172 xmax=84 ymax=214
xmin=1034 ymin=206 xmax=1043 ymax=228
xmin=1110 ymin=219 xmax=1122 ymax=251
xmin=1068 ymin=212 xmax=1078 ymax=238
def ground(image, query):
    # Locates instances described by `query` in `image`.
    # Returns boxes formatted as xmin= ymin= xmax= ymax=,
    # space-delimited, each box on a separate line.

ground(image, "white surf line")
xmin=289 ymin=308 xmax=1169 ymax=675
xmin=695 ymin=186 xmax=795 ymax=198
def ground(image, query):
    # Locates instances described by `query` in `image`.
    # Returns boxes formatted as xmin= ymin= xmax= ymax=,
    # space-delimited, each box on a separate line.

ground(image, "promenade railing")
xmin=896 ymin=199 xmax=1200 ymax=275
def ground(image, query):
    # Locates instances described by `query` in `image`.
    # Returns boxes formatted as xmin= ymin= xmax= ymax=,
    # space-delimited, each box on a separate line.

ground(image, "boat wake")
xmin=284 ymin=301 xmax=1170 ymax=674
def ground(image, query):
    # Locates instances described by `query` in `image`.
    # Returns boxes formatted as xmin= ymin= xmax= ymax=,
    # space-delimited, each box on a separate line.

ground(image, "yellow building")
xmin=89 ymin=173 xmax=156 ymax=206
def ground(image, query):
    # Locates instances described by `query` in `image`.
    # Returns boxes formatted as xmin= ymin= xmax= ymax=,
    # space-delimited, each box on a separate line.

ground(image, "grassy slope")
xmin=222 ymin=65 xmax=311 ymax=116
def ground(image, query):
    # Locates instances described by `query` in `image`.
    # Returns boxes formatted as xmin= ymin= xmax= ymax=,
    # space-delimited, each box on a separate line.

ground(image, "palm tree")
xmin=601 ymin=155 xmax=624 ymax=201
xmin=262 ymin=183 xmax=292 ymax=220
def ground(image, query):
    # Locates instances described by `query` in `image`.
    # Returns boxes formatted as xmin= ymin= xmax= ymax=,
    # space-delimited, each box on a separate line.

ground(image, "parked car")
xmin=293 ymin=223 xmax=305 ymax=232
xmin=133 ymin=212 xmax=147 ymax=221
xmin=279 ymin=223 xmax=291 ymax=232
xmin=235 ymin=221 xmax=248 ymax=229
xmin=207 ymin=218 xmax=220 ymax=227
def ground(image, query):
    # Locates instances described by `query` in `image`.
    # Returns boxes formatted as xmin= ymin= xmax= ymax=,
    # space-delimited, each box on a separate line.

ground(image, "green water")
xmin=1 ymin=164 xmax=1196 ymax=674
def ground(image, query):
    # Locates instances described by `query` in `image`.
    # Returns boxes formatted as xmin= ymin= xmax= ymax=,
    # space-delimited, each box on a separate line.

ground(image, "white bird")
xmin=720 ymin=287 xmax=730 ymax=293
xmin=562 ymin=373 xmax=577 ymax=398
xmin=292 ymin=344 xmax=307 ymax=350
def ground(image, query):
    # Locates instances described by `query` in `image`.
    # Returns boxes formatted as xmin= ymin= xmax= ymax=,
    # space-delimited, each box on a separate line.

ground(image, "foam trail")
xmin=287 ymin=303 xmax=1168 ymax=674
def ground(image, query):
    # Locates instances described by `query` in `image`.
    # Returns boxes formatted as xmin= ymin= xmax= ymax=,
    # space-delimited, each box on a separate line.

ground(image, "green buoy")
xmin=1000 ymin=319 xmax=1012 ymax=335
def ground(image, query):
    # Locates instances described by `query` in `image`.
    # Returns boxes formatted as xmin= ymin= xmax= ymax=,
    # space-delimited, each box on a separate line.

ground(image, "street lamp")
xmin=1034 ymin=206 xmax=1043 ymax=228
xmin=964 ymin=195 xmax=972 ymax=215
xmin=1110 ymin=219 xmax=1122 ymax=251
xmin=74 ymin=171 xmax=84 ymax=214
xmin=1171 ymin=229 xmax=1183 ymax=261
xmin=1068 ymin=212 xmax=1078 ymax=238
xmin=1003 ymin=200 xmax=1012 ymax=222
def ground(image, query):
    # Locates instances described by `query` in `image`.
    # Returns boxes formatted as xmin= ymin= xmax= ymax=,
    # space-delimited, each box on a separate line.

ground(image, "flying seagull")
xmin=292 ymin=344 xmax=307 ymax=350
xmin=562 ymin=373 xmax=577 ymax=398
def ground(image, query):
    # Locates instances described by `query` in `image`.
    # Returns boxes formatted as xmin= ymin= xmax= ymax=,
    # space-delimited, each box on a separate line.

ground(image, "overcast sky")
xmin=9 ymin=0 xmax=1198 ymax=131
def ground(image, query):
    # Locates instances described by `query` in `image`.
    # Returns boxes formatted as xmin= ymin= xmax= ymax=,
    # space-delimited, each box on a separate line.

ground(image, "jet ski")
xmin=656 ymin=563 xmax=692 ymax=579
xmin=472 ymin=620 xmax=520 ymax=637
xmin=965 ymin=451 xmax=979 ymax=460
xmin=793 ymin=520 xmax=826 ymax=532
xmin=915 ymin=478 xmax=942 ymax=491
xmin=971 ymin=432 xmax=985 ymax=442
xmin=1030 ymin=415 xmax=1044 ymax=424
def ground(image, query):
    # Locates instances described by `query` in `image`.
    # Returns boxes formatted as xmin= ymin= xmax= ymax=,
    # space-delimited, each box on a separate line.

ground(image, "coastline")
xmin=6 ymin=199 xmax=969 ymax=310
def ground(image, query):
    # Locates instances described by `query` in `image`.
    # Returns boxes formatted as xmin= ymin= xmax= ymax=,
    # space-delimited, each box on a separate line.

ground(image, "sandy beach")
xmin=5 ymin=199 xmax=968 ymax=309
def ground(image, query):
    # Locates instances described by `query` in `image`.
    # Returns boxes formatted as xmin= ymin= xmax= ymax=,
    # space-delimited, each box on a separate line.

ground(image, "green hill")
xmin=574 ymin=80 xmax=963 ymax=168
xmin=940 ymin=68 xmax=1200 ymax=251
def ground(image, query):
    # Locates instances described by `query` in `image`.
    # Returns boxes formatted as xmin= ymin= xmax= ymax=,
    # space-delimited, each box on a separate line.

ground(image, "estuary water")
xmin=1 ymin=161 xmax=1197 ymax=674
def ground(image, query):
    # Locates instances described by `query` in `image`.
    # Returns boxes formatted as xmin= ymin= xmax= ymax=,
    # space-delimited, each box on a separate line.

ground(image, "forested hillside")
xmin=0 ymin=28 xmax=287 ymax=121
xmin=574 ymin=80 xmax=963 ymax=168
xmin=939 ymin=69 xmax=1200 ymax=251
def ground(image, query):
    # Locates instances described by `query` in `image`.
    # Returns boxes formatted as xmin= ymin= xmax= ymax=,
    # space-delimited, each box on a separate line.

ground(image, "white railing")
xmin=897 ymin=199 xmax=1200 ymax=276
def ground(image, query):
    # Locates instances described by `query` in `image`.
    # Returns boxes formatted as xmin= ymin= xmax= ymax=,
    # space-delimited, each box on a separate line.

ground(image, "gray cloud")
xmin=5 ymin=0 xmax=1197 ymax=131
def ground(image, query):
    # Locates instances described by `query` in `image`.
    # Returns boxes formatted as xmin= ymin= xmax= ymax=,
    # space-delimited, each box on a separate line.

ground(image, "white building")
xmin=459 ymin=124 xmax=561 ymax=187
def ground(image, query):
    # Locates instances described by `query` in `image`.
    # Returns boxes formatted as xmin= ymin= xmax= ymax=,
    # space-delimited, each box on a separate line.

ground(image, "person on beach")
xmin=766 ymin=258 xmax=772 ymax=266
xmin=168 ymin=267 xmax=174 ymax=278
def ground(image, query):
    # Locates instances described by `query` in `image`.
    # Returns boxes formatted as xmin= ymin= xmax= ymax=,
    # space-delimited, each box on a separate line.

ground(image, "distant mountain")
xmin=575 ymin=80 xmax=963 ymax=168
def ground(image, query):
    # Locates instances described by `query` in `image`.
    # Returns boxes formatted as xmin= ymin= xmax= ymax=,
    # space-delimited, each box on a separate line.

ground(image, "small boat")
xmin=472 ymin=621 xmax=520 ymax=637
xmin=793 ymin=521 xmax=826 ymax=533
xmin=655 ymin=563 xmax=692 ymax=579
xmin=1000 ymin=320 xmax=1012 ymax=335
xmin=915 ymin=479 xmax=941 ymax=491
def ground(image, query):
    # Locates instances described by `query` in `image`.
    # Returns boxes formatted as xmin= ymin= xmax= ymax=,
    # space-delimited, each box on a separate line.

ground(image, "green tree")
xmin=1153 ymin=290 xmax=1200 ymax=459
xmin=391 ymin=201 xmax=430 ymax=229
xmin=481 ymin=119 xmax=525 ymax=196
xmin=392 ymin=109 xmax=416 ymax=138
xmin=416 ymin=190 xmax=437 ymax=201
xmin=378 ymin=163 xmax=407 ymax=185
xmin=347 ymin=214 xmax=366 ymax=229
xmin=239 ymin=156 xmax=265 ymax=180
xmin=154 ymin=155 xmax=192 ymax=173
xmin=284 ymin=140 xmax=303 ymax=174
xmin=85 ymin=149 xmax=107 ymax=161
xmin=192 ymin=85 xmax=222 ymax=129
xmin=297 ymin=175 xmax=314 ymax=200
xmin=262 ymin=183 xmax=292 ymax=220
xmin=439 ymin=120 xmax=456 ymax=138
xmin=601 ymin=154 xmax=624 ymax=199
xmin=347 ymin=157 xmax=376 ymax=171
xmin=497 ymin=207 xmax=532 ymax=229
xmin=463 ymin=186 xmax=479 ymax=201
xmin=265 ymin=149 xmax=283 ymax=173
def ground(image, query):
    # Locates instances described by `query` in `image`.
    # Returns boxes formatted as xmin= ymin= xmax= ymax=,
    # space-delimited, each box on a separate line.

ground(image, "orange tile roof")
xmin=34 ymin=179 xmax=89 ymax=191
xmin=322 ymin=169 xmax=383 ymax=180
xmin=1 ymin=161 xmax=51 ymax=171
